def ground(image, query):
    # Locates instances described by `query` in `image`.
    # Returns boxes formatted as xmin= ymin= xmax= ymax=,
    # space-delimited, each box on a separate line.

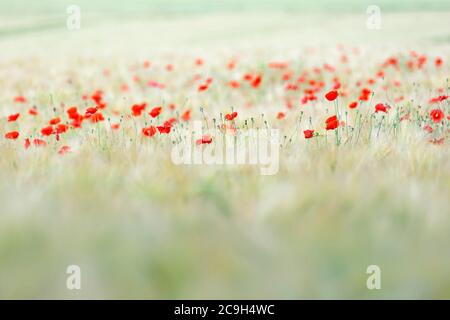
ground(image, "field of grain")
xmin=0 ymin=1 xmax=449 ymax=299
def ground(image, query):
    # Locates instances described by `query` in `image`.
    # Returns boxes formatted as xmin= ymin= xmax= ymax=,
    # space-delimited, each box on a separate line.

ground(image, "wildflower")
xmin=375 ymin=103 xmax=388 ymax=113
xmin=58 ymin=146 xmax=71 ymax=155
xmin=29 ymin=107 xmax=38 ymax=116
xmin=33 ymin=138 xmax=46 ymax=147
xmin=41 ymin=126 xmax=54 ymax=136
xmin=277 ymin=112 xmax=285 ymax=120
xmin=196 ymin=135 xmax=213 ymax=145
xmin=90 ymin=113 xmax=105 ymax=123
xmin=181 ymin=109 xmax=191 ymax=121
xmin=149 ymin=106 xmax=162 ymax=118
xmin=325 ymin=115 xmax=339 ymax=130
xmin=225 ymin=112 xmax=238 ymax=121
xmin=348 ymin=101 xmax=358 ymax=109
xmin=132 ymin=103 xmax=147 ymax=116
xmin=251 ymin=74 xmax=262 ymax=88
xmin=142 ymin=126 xmax=156 ymax=137
xmin=429 ymin=95 xmax=448 ymax=104
xmin=430 ymin=109 xmax=444 ymax=123
xmin=14 ymin=96 xmax=27 ymax=103
xmin=49 ymin=117 xmax=61 ymax=125
xmin=5 ymin=131 xmax=19 ymax=139
xmin=56 ymin=124 xmax=69 ymax=134
xmin=8 ymin=113 xmax=20 ymax=122
xmin=304 ymin=130 xmax=315 ymax=139
xmin=325 ymin=90 xmax=338 ymax=101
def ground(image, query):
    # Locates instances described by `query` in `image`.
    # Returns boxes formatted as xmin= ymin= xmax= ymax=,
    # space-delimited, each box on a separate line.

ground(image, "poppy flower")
xmin=111 ymin=123 xmax=120 ymax=130
xmin=325 ymin=90 xmax=338 ymax=101
xmin=435 ymin=57 xmax=443 ymax=68
xmin=29 ymin=107 xmax=38 ymax=116
xmin=198 ymin=84 xmax=209 ymax=91
xmin=251 ymin=74 xmax=262 ymax=88
xmin=14 ymin=96 xmax=27 ymax=103
xmin=157 ymin=122 xmax=171 ymax=134
xmin=375 ymin=103 xmax=388 ymax=113
xmin=348 ymin=101 xmax=358 ymax=109
xmin=8 ymin=113 xmax=20 ymax=122
xmin=33 ymin=138 xmax=46 ymax=147
xmin=41 ymin=126 xmax=54 ymax=136
xmin=142 ymin=126 xmax=157 ymax=137
xmin=429 ymin=137 xmax=445 ymax=145
xmin=149 ymin=106 xmax=162 ymax=118
xmin=49 ymin=117 xmax=61 ymax=125
xmin=229 ymin=80 xmax=240 ymax=88
xmin=181 ymin=109 xmax=191 ymax=121
xmin=196 ymin=134 xmax=213 ymax=145
xmin=24 ymin=138 xmax=31 ymax=149
xmin=430 ymin=109 xmax=444 ymax=123
xmin=90 ymin=113 xmax=104 ymax=123
xmin=304 ymin=130 xmax=315 ymax=139
xmin=58 ymin=146 xmax=71 ymax=155
xmin=429 ymin=95 xmax=448 ymax=104
xmin=424 ymin=124 xmax=433 ymax=133
xmin=85 ymin=107 xmax=98 ymax=117
xmin=5 ymin=131 xmax=19 ymax=139
xmin=277 ymin=112 xmax=285 ymax=120
xmin=56 ymin=124 xmax=69 ymax=134
xmin=132 ymin=103 xmax=147 ymax=116
xmin=225 ymin=111 xmax=238 ymax=121
xmin=325 ymin=115 xmax=339 ymax=130
xmin=359 ymin=88 xmax=371 ymax=101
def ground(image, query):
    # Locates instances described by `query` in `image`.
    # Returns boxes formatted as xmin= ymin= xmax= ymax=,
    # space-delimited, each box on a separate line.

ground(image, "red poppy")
xmin=41 ymin=126 xmax=54 ymax=136
xmin=8 ymin=113 xmax=20 ymax=122
xmin=225 ymin=111 xmax=238 ymax=121
xmin=196 ymin=134 xmax=213 ymax=145
xmin=304 ymin=130 xmax=315 ymax=139
xmin=29 ymin=107 xmax=38 ymax=116
xmin=49 ymin=117 xmax=61 ymax=125
xmin=5 ymin=131 xmax=19 ymax=139
xmin=85 ymin=107 xmax=98 ymax=117
xmin=429 ymin=95 xmax=448 ymax=104
xmin=375 ymin=103 xmax=388 ymax=113
xmin=276 ymin=112 xmax=285 ymax=120
xmin=325 ymin=115 xmax=339 ymax=130
xmin=142 ymin=126 xmax=156 ymax=137
xmin=198 ymin=84 xmax=209 ymax=91
xmin=14 ymin=96 xmax=27 ymax=103
xmin=58 ymin=146 xmax=71 ymax=155
xmin=111 ymin=123 xmax=120 ymax=130
xmin=149 ymin=106 xmax=162 ymax=118
xmin=435 ymin=57 xmax=443 ymax=68
xmin=229 ymin=80 xmax=240 ymax=89
xmin=132 ymin=103 xmax=147 ymax=116
xmin=181 ymin=109 xmax=191 ymax=121
xmin=424 ymin=124 xmax=433 ymax=133
xmin=430 ymin=109 xmax=444 ymax=123
xmin=251 ymin=74 xmax=262 ymax=88
xmin=67 ymin=106 xmax=78 ymax=115
xmin=90 ymin=113 xmax=104 ymax=123
xmin=157 ymin=123 xmax=171 ymax=134
xmin=348 ymin=101 xmax=358 ymax=109
xmin=325 ymin=90 xmax=338 ymax=101
xmin=56 ymin=124 xmax=69 ymax=134
xmin=24 ymin=138 xmax=31 ymax=149
xmin=33 ymin=138 xmax=46 ymax=147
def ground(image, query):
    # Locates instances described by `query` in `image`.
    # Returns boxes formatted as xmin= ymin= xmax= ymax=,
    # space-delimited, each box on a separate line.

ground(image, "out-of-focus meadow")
xmin=0 ymin=0 xmax=449 ymax=299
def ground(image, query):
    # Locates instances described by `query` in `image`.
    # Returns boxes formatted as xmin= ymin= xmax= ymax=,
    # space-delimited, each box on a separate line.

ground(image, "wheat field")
xmin=0 ymin=1 xmax=449 ymax=299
